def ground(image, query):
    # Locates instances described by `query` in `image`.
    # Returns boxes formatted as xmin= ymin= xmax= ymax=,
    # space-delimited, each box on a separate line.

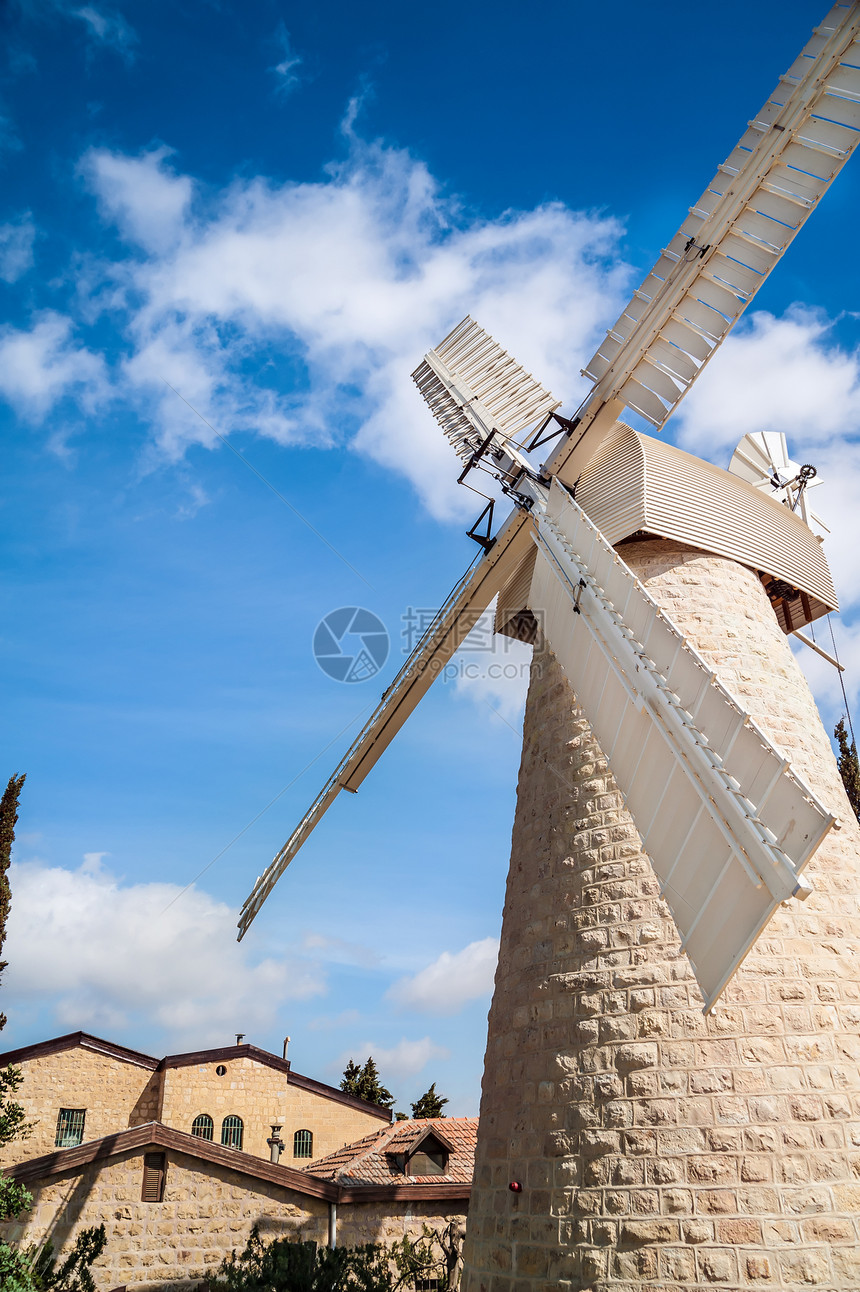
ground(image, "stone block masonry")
xmin=461 ymin=541 xmax=860 ymax=1292
xmin=0 ymin=1046 xmax=161 ymax=1167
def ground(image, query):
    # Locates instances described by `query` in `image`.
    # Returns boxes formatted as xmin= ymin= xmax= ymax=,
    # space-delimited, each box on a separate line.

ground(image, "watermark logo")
xmin=313 ymin=607 xmax=390 ymax=683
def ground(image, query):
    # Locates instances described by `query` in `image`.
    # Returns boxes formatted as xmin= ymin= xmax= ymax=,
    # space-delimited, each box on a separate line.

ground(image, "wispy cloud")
xmin=0 ymin=213 xmax=35 ymax=282
xmin=0 ymin=311 xmax=108 ymax=420
xmin=269 ymin=23 xmax=303 ymax=96
xmin=388 ymin=937 xmax=499 ymax=1015
xmin=338 ymin=1036 xmax=449 ymax=1079
xmin=71 ymin=5 xmax=137 ymax=60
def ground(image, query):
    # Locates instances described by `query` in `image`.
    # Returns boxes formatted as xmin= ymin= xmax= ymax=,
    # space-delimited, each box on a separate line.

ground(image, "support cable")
xmin=827 ymin=615 xmax=856 ymax=747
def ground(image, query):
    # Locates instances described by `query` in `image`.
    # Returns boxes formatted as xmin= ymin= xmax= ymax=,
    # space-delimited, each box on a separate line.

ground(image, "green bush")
xmin=209 ymin=1221 xmax=464 ymax=1292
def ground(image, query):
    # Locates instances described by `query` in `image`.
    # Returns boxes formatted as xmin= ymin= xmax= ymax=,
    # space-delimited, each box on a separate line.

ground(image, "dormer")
xmin=401 ymin=1126 xmax=454 ymax=1177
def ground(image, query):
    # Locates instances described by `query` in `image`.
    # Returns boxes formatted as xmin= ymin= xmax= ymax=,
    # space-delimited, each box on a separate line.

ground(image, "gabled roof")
xmin=306 ymin=1118 xmax=478 ymax=1187
xmin=0 ymin=1032 xmax=391 ymax=1123
xmin=0 ymin=1032 xmax=159 ymax=1072
xmin=4 ymin=1122 xmax=470 ymax=1205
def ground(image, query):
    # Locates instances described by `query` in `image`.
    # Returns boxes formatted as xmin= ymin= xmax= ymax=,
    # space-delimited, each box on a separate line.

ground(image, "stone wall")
xmin=462 ymin=542 xmax=860 ymax=1291
xmin=337 ymin=1200 xmax=467 ymax=1249
xmin=160 ymin=1059 xmax=386 ymax=1163
xmin=0 ymin=1048 xmax=159 ymax=1168
xmin=1 ymin=1145 xmax=328 ymax=1289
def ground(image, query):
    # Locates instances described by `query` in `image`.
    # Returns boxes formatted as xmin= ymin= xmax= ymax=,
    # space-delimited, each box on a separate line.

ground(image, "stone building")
xmin=0 ymin=1031 xmax=392 ymax=1168
xmin=0 ymin=1032 xmax=476 ymax=1289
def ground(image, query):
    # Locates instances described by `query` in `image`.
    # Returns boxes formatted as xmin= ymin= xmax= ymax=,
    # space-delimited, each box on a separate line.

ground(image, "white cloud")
xmin=0 ymin=312 xmax=107 ymax=420
xmin=3 ymin=856 xmax=326 ymax=1047
xmin=77 ymin=129 xmax=630 ymax=516
xmin=387 ymin=937 xmax=499 ymax=1016
xmin=0 ymin=214 xmax=35 ymax=282
xmin=83 ymin=147 xmax=193 ymax=253
xmin=676 ymin=307 xmax=860 ymax=458
xmin=450 ymin=605 xmax=533 ymax=722
xmin=270 ymin=24 xmax=302 ymax=95
xmin=71 ymin=5 xmax=137 ymax=59
xmin=339 ymin=1036 xmax=450 ymax=1079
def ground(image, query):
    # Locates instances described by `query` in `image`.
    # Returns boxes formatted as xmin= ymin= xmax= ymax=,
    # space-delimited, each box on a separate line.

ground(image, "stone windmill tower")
xmin=240 ymin=4 xmax=860 ymax=1286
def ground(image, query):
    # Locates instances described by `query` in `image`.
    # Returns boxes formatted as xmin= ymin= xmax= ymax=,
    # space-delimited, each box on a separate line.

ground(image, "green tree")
xmin=0 ymin=772 xmax=32 ymax=1230
xmin=0 ymin=773 xmax=107 ymax=1290
xmin=340 ymin=1057 xmax=395 ymax=1110
xmin=410 ymin=1083 xmax=449 ymax=1120
xmin=835 ymin=718 xmax=860 ymax=823
xmin=0 ymin=773 xmax=26 ymax=1033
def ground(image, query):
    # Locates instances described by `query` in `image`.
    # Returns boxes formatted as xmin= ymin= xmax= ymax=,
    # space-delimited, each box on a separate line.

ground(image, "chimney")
xmin=267 ymin=1125 xmax=284 ymax=1164
xmin=235 ymin=1033 xmax=245 ymax=1047
xmin=282 ymin=1036 xmax=291 ymax=1061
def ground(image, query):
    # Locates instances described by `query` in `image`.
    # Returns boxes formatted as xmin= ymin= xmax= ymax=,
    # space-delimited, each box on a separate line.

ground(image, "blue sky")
xmin=2 ymin=0 xmax=860 ymax=1117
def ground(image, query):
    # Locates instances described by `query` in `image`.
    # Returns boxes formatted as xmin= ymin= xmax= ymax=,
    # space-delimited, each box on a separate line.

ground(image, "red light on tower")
xmin=508 ymin=1181 xmax=522 ymax=1193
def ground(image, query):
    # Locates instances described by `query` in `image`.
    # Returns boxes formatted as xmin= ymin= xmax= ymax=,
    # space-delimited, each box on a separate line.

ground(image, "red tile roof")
xmin=306 ymin=1118 xmax=478 ymax=1187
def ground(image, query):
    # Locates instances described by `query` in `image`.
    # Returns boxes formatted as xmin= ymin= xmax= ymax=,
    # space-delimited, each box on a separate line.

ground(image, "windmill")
xmin=240 ymin=6 xmax=860 ymax=1285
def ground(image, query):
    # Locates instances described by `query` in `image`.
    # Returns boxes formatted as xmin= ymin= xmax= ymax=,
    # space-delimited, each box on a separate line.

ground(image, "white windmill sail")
xmin=550 ymin=2 xmax=860 ymax=483
xmin=529 ymin=479 xmax=835 ymax=1010
xmin=729 ymin=431 xmax=828 ymax=538
xmin=412 ymin=316 xmax=561 ymax=466
xmin=237 ymin=509 xmax=534 ymax=939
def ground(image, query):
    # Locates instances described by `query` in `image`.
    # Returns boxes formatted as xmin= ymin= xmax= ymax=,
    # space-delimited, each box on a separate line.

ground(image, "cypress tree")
xmin=834 ymin=719 xmax=860 ymax=823
xmin=411 ymin=1083 xmax=449 ymax=1120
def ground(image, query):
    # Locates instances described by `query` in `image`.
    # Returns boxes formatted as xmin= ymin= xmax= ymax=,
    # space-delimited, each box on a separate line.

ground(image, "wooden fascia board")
xmin=0 ymin=1032 xmax=159 ymax=1072
xmin=337 ymin=1182 xmax=471 ymax=1204
xmin=6 ymin=1122 xmax=469 ymax=1206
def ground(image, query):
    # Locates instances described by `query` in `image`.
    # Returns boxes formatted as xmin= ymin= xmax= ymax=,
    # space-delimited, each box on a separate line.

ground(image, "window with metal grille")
xmin=221 ymin=1115 xmax=243 ymax=1150
xmin=141 ymin=1152 xmax=166 ymax=1202
xmin=55 ymin=1108 xmax=86 ymax=1148
xmin=414 ymin=1281 xmax=440 ymax=1291
xmin=293 ymin=1129 xmax=313 ymax=1158
xmin=191 ymin=1113 xmax=214 ymax=1141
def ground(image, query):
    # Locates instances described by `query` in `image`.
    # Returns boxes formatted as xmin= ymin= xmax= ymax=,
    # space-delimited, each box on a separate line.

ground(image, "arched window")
xmin=191 ymin=1114 xmax=214 ymax=1141
xmin=293 ymin=1129 xmax=313 ymax=1159
xmin=221 ymin=1115 xmax=244 ymax=1150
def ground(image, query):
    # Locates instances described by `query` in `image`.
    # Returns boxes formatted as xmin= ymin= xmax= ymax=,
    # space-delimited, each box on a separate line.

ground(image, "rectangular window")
xmin=55 ymin=1109 xmax=86 ymax=1148
xmin=414 ymin=1281 xmax=440 ymax=1291
xmin=141 ymin=1152 xmax=166 ymax=1202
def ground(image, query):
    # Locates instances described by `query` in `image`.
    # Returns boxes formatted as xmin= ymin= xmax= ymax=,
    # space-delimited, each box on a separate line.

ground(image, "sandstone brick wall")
xmin=336 ymin=1200 xmax=467 ymax=1249
xmin=0 ymin=1146 xmax=329 ymax=1289
xmin=0 ymin=1048 xmax=159 ymax=1168
xmin=160 ymin=1059 xmax=387 ymax=1163
xmin=462 ymin=542 xmax=860 ymax=1292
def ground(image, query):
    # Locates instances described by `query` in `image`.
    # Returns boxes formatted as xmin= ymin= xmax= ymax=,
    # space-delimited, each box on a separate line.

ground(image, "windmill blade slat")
xmin=571 ymin=2 xmax=860 ymax=442
xmin=528 ymin=480 xmax=835 ymax=1010
xmin=236 ymin=509 xmax=535 ymax=939
xmin=413 ymin=317 xmax=560 ymax=464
